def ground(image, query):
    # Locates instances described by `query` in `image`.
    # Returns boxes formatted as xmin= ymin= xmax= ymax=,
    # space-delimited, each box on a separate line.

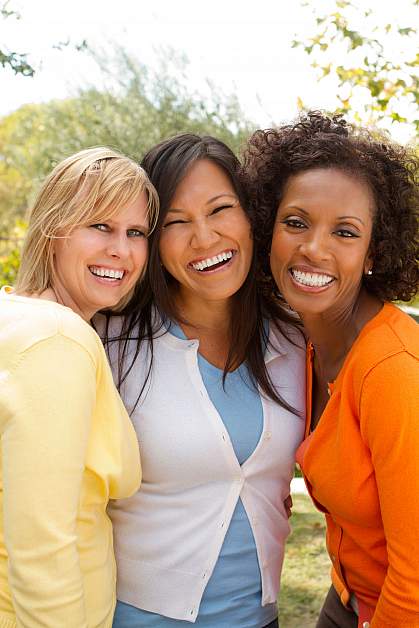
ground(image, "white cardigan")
xmin=106 ymin=319 xmax=305 ymax=623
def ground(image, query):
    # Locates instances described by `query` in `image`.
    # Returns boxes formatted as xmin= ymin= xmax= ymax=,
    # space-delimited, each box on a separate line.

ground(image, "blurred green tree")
xmin=293 ymin=0 xmax=418 ymax=134
xmin=1 ymin=1 xmax=35 ymax=76
xmin=0 ymin=219 xmax=24 ymax=285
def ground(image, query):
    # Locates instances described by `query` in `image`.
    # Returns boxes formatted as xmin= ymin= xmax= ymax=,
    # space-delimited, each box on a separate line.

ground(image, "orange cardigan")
xmin=296 ymin=303 xmax=419 ymax=628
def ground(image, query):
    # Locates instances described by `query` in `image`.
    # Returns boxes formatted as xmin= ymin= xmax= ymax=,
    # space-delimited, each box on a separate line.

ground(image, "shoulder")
xmin=0 ymin=294 xmax=102 ymax=366
xmin=92 ymin=312 xmax=124 ymax=341
xmin=350 ymin=303 xmax=419 ymax=377
xmin=268 ymin=319 xmax=306 ymax=358
xmin=266 ymin=319 xmax=306 ymax=380
xmin=343 ymin=304 xmax=419 ymax=406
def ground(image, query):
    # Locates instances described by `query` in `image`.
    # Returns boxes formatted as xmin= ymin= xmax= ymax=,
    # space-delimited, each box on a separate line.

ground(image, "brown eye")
xmin=335 ymin=229 xmax=359 ymax=238
xmin=283 ymin=218 xmax=306 ymax=229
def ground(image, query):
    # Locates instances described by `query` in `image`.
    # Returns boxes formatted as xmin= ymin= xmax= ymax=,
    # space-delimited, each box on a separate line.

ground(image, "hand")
xmin=284 ymin=494 xmax=293 ymax=518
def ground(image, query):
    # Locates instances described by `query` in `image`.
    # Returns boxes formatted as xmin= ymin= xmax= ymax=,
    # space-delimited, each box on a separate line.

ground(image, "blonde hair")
xmin=16 ymin=147 xmax=159 ymax=310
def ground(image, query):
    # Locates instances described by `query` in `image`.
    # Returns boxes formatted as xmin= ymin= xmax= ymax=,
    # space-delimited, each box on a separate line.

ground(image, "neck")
xmin=41 ymin=284 xmax=93 ymax=322
xmin=301 ymin=289 xmax=382 ymax=382
xmin=174 ymin=290 xmax=232 ymax=335
xmin=172 ymin=289 xmax=234 ymax=369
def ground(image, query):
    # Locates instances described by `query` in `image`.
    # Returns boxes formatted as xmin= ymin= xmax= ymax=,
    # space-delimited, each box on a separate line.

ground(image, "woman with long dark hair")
xmin=101 ymin=134 xmax=306 ymax=628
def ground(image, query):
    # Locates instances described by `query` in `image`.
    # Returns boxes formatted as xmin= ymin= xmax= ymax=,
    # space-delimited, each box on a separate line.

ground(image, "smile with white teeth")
xmin=190 ymin=250 xmax=234 ymax=272
xmin=89 ymin=266 xmax=125 ymax=280
xmin=291 ymin=269 xmax=334 ymax=288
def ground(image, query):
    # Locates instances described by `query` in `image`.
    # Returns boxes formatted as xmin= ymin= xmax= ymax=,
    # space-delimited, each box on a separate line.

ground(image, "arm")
xmin=2 ymin=334 xmax=96 ymax=627
xmin=361 ymin=351 xmax=419 ymax=627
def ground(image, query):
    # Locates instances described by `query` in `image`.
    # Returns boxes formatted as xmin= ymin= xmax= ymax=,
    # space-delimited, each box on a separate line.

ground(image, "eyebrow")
xmin=207 ymin=193 xmax=238 ymax=204
xmin=167 ymin=193 xmax=238 ymax=214
xmin=338 ymin=215 xmax=365 ymax=226
xmin=282 ymin=206 xmax=366 ymax=226
xmin=111 ymin=220 xmax=149 ymax=232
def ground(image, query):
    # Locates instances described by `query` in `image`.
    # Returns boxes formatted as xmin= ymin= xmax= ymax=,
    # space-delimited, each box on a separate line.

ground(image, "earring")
xmin=367 ymin=269 xmax=373 ymax=276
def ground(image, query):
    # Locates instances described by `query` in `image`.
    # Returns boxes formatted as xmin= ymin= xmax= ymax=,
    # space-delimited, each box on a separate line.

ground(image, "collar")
xmin=157 ymin=316 xmax=291 ymax=365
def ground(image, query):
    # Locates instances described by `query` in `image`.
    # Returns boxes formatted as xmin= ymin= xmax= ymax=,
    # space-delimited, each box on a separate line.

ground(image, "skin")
xmin=43 ymin=192 xmax=150 ymax=321
xmin=270 ymin=167 xmax=382 ymax=426
xmin=159 ymin=158 xmax=253 ymax=368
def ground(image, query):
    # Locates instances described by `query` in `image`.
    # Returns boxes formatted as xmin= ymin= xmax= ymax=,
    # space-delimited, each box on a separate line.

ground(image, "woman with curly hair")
xmin=243 ymin=111 xmax=419 ymax=628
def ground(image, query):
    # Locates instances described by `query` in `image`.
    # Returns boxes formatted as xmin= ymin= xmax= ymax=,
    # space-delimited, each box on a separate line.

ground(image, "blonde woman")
xmin=0 ymin=147 xmax=158 ymax=628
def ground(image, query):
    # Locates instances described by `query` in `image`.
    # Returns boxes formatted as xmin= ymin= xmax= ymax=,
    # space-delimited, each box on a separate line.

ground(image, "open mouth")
xmin=290 ymin=268 xmax=335 ymax=288
xmin=189 ymin=250 xmax=235 ymax=272
xmin=89 ymin=266 xmax=125 ymax=281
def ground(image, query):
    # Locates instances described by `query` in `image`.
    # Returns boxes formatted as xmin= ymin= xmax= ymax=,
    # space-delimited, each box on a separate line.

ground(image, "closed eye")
xmin=162 ymin=219 xmax=188 ymax=228
xmin=210 ymin=204 xmax=234 ymax=216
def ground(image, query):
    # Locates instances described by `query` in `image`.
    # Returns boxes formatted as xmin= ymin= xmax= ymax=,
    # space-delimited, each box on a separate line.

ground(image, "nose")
xmin=299 ymin=229 xmax=331 ymax=262
xmin=190 ymin=219 xmax=219 ymax=250
xmin=105 ymin=232 xmax=130 ymax=259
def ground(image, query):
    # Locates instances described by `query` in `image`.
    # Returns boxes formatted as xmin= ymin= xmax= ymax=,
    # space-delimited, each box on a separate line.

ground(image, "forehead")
xmin=281 ymin=167 xmax=375 ymax=214
xmin=90 ymin=190 xmax=149 ymax=223
xmin=171 ymin=159 xmax=236 ymax=204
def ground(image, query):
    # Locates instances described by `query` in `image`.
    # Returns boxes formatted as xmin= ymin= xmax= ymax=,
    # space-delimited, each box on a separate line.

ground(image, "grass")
xmin=278 ymin=494 xmax=330 ymax=628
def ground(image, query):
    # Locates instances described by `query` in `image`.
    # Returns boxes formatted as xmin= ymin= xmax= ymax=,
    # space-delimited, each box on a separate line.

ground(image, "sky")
xmin=1 ymin=0 xmax=417 ymax=142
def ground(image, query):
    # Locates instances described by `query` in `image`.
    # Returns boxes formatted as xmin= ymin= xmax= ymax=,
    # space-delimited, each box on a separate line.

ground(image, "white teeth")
xmin=90 ymin=266 xmax=124 ymax=280
xmin=291 ymin=269 xmax=334 ymax=287
xmin=191 ymin=251 xmax=233 ymax=271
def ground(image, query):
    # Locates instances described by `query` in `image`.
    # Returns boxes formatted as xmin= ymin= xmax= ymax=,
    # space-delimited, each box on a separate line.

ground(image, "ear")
xmin=364 ymin=251 xmax=373 ymax=275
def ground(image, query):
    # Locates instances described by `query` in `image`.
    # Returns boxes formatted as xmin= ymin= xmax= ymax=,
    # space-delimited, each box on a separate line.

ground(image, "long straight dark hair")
xmin=106 ymin=133 xmax=302 ymax=412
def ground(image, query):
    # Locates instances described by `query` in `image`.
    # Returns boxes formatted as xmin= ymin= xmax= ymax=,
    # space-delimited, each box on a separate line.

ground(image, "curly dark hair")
xmin=242 ymin=110 xmax=419 ymax=302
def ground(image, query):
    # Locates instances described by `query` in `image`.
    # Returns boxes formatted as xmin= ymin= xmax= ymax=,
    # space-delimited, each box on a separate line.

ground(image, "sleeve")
xmin=1 ymin=334 xmax=97 ymax=627
xmin=360 ymin=351 xmax=419 ymax=627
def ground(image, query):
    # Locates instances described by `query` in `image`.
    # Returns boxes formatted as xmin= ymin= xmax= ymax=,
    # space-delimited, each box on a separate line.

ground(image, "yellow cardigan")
xmin=0 ymin=291 xmax=141 ymax=628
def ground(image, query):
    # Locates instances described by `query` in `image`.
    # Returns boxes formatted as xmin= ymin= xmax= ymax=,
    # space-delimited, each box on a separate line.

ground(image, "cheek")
xmin=270 ymin=229 xmax=285 ymax=267
xmin=242 ymin=228 xmax=254 ymax=257
xmin=52 ymin=239 xmax=72 ymax=269
xmin=158 ymin=235 xmax=188 ymax=284
xmin=233 ymin=218 xmax=253 ymax=256
xmin=132 ymin=241 xmax=149 ymax=274
xmin=158 ymin=233 xmax=180 ymax=269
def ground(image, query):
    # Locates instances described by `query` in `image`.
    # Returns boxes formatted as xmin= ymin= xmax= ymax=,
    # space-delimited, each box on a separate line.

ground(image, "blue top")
xmin=113 ymin=323 xmax=277 ymax=628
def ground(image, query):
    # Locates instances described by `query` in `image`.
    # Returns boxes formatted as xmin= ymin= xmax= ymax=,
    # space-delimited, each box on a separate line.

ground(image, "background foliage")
xmin=294 ymin=0 xmax=418 ymax=134
xmin=1 ymin=1 xmax=35 ymax=76
xmin=1 ymin=0 xmax=418 ymax=296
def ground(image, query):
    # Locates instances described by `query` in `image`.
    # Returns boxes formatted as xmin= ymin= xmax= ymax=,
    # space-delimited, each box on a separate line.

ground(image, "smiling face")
xmin=52 ymin=192 xmax=150 ymax=320
xmin=158 ymin=158 xmax=253 ymax=306
xmin=270 ymin=168 xmax=374 ymax=319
